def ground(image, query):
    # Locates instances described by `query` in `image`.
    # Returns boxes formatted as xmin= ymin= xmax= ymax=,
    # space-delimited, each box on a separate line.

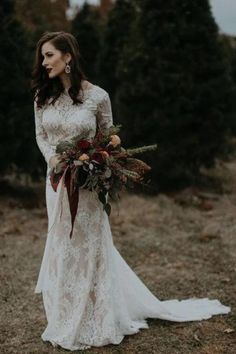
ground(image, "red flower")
xmin=77 ymin=140 xmax=91 ymax=150
xmin=91 ymin=152 xmax=104 ymax=164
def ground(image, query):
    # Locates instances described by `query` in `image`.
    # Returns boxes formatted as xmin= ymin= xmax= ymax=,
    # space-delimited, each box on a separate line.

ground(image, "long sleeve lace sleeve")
xmin=96 ymin=91 xmax=114 ymax=132
xmin=34 ymin=101 xmax=56 ymax=164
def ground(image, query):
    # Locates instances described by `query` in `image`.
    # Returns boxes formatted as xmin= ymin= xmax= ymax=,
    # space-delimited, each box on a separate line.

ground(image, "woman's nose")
xmin=42 ymin=58 xmax=47 ymax=67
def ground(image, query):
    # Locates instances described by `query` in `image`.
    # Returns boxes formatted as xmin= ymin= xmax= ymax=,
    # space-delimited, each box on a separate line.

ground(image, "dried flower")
xmin=77 ymin=140 xmax=91 ymax=150
xmin=100 ymin=150 xmax=110 ymax=158
xmin=109 ymin=134 xmax=121 ymax=147
xmin=79 ymin=153 xmax=89 ymax=161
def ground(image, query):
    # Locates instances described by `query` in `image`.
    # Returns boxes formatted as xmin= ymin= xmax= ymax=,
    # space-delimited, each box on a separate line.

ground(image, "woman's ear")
xmin=64 ymin=53 xmax=72 ymax=64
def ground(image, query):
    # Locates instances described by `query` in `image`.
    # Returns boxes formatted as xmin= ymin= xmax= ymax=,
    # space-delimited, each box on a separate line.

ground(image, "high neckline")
xmin=63 ymin=84 xmax=96 ymax=96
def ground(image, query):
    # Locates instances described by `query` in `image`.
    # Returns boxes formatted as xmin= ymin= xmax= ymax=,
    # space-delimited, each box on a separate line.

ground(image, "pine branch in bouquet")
xmin=55 ymin=140 xmax=74 ymax=154
xmin=126 ymin=144 xmax=158 ymax=156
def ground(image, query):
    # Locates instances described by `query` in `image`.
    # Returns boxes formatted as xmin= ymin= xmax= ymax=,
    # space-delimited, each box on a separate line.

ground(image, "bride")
xmin=32 ymin=31 xmax=230 ymax=351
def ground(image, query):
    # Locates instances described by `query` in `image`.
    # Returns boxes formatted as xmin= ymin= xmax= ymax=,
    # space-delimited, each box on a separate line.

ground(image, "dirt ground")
xmin=0 ymin=158 xmax=236 ymax=354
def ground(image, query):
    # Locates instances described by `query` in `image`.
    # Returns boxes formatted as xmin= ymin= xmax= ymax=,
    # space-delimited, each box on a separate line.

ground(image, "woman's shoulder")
xmin=83 ymin=81 xmax=109 ymax=102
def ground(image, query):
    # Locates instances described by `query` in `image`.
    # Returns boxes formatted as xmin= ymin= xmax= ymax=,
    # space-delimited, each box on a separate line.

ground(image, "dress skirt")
xmin=34 ymin=167 xmax=231 ymax=351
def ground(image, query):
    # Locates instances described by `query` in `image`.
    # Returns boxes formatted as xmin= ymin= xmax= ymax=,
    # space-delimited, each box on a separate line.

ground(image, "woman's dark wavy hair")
xmin=31 ymin=31 xmax=87 ymax=107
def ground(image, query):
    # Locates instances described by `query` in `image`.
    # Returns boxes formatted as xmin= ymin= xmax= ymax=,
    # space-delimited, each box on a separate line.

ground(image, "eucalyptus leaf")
xmin=98 ymin=191 xmax=106 ymax=204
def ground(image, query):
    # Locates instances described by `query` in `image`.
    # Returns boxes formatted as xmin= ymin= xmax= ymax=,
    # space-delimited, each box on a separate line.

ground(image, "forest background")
xmin=1 ymin=0 xmax=236 ymax=192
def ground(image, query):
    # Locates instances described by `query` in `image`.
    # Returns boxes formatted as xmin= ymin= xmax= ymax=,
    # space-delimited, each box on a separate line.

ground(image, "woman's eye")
xmin=42 ymin=53 xmax=53 ymax=58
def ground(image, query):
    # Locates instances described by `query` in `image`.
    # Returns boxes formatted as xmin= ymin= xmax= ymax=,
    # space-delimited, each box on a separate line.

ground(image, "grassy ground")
xmin=0 ymin=159 xmax=236 ymax=354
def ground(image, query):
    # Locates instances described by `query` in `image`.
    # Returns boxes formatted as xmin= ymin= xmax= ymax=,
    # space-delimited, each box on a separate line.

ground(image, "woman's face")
xmin=41 ymin=41 xmax=71 ymax=78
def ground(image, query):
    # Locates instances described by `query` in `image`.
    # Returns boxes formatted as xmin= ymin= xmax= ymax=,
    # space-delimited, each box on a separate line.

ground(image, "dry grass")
xmin=0 ymin=158 xmax=236 ymax=354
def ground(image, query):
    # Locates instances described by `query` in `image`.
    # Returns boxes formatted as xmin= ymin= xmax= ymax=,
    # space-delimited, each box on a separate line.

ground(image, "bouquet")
xmin=49 ymin=124 xmax=157 ymax=238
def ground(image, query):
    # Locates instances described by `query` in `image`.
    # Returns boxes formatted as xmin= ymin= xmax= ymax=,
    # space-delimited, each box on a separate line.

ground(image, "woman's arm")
xmin=34 ymin=101 xmax=57 ymax=165
xmin=96 ymin=91 xmax=114 ymax=132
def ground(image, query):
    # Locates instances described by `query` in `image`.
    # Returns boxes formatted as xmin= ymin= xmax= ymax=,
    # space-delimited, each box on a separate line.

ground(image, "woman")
xmin=32 ymin=31 xmax=230 ymax=351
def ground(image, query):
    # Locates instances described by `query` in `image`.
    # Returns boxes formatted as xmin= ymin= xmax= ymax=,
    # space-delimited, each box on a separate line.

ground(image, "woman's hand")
xmin=49 ymin=154 xmax=64 ymax=172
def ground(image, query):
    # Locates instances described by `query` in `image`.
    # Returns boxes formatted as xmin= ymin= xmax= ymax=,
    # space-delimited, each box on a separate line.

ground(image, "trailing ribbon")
xmin=49 ymin=163 xmax=79 ymax=239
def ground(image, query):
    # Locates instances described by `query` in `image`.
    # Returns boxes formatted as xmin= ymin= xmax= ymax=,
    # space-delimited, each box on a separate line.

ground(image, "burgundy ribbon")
xmin=50 ymin=164 xmax=79 ymax=239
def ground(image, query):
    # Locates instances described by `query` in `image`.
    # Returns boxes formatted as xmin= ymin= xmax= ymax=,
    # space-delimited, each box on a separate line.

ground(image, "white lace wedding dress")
xmin=34 ymin=84 xmax=230 ymax=351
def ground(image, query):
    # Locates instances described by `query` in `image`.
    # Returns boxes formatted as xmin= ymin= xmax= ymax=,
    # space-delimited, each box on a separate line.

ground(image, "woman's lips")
xmin=46 ymin=68 xmax=52 ymax=73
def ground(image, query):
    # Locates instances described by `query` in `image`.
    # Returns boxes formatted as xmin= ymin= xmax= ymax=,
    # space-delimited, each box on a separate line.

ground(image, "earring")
xmin=65 ymin=63 xmax=71 ymax=74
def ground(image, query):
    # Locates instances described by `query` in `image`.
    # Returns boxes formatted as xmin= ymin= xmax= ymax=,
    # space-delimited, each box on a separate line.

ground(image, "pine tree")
xmin=97 ymin=0 xmax=134 ymax=100
xmin=15 ymin=0 xmax=70 ymax=32
xmin=71 ymin=3 xmax=102 ymax=81
xmin=218 ymin=34 xmax=236 ymax=136
xmin=0 ymin=0 xmax=37 ymax=175
xmin=115 ymin=0 xmax=234 ymax=191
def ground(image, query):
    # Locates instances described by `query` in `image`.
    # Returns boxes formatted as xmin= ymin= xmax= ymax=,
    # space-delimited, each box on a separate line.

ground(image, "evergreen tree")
xmin=230 ymin=48 xmax=236 ymax=135
xmin=218 ymin=34 xmax=236 ymax=136
xmin=97 ymin=0 xmax=134 ymax=101
xmin=71 ymin=3 xmax=102 ymax=81
xmin=115 ymin=0 xmax=234 ymax=191
xmin=0 ymin=0 xmax=37 ymax=175
xmin=15 ymin=0 xmax=70 ymax=32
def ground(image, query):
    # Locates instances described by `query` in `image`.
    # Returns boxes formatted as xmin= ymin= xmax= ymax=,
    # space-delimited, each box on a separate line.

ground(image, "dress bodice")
xmin=34 ymin=85 xmax=113 ymax=164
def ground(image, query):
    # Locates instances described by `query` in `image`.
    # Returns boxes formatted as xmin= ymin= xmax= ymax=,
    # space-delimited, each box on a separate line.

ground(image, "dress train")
xmin=35 ymin=176 xmax=230 ymax=351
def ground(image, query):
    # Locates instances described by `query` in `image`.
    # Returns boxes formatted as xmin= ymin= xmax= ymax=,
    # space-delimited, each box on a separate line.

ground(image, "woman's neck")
xmin=59 ymin=72 xmax=71 ymax=90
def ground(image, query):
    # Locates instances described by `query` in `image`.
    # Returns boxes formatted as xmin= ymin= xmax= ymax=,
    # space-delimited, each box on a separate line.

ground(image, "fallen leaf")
xmin=193 ymin=333 xmax=201 ymax=342
xmin=221 ymin=277 xmax=230 ymax=283
xmin=223 ymin=328 xmax=234 ymax=334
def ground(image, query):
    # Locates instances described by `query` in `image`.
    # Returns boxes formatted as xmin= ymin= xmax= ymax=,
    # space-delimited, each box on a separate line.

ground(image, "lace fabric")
xmin=34 ymin=84 xmax=231 ymax=351
xmin=34 ymin=85 xmax=113 ymax=164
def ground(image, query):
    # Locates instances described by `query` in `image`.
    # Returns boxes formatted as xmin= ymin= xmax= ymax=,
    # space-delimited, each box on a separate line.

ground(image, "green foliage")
xmin=220 ymin=35 xmax=236 ymax=135
xmin=97 ymin=0 xmax=135 ymax=99
xmin=114 ymin=0 xmax=234 ymax=190
xmin=126 ymin=144 xmax=158 ymax=155
xmin=0 ymin=0 xmax=37 ymax=174
xmin=1 ymin=0 xmax=236 ymax=193
xmin=71 ymin=3 xmax=102 ymax=81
